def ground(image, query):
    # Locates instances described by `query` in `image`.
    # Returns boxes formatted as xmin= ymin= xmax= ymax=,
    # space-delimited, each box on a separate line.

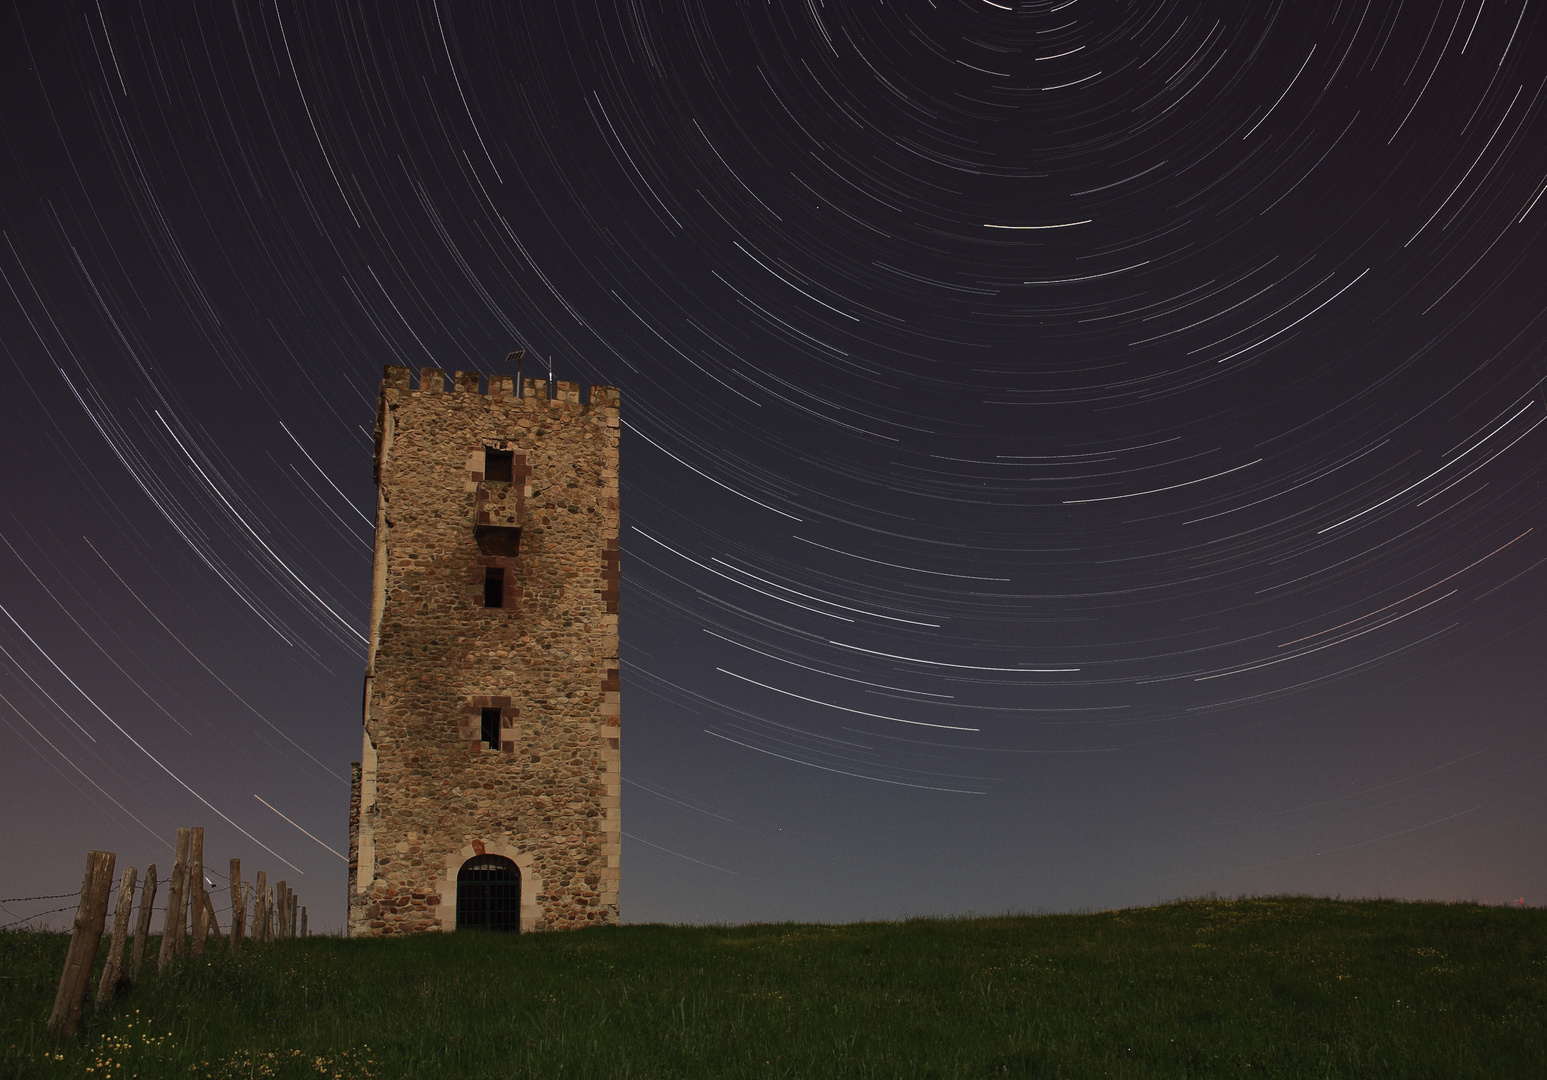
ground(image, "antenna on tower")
xmin=505 ymin=349 xmax=525 ymax=396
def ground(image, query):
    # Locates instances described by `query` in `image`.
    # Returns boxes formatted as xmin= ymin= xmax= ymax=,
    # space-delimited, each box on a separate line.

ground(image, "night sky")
xmin=3 ymin=0 xmax=1546 ymax=933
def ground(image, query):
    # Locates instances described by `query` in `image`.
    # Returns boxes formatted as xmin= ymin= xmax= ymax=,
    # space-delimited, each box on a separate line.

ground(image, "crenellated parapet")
xmin=379 ymin=365 xmax=620 ymax=411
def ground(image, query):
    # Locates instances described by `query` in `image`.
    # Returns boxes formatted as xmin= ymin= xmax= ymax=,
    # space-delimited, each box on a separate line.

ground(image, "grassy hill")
xmin=3 ymin=896 xmax=1544 ymax=1078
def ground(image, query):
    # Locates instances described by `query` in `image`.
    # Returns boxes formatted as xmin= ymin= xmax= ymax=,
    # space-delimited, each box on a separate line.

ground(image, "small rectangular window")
xmin=481 ymin=708 xmax=501 ymax=749
xmin=484 ymin=450 xmax=514 ymax=483
xmin=484 ymin=567 xmax=505 ymax=609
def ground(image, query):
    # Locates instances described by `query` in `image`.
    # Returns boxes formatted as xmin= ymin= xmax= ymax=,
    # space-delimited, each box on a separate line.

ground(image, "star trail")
xmin=2 ymin=0 xmax=1545 ymax=928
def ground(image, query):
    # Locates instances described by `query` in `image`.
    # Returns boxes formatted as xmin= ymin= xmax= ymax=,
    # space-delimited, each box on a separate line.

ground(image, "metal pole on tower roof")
xmin=504 ymin=349 xmax=524 ymax=396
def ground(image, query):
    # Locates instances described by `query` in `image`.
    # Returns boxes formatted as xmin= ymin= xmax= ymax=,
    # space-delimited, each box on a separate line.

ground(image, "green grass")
xmin=3 ymin=897 xmax=1544 ymax=1078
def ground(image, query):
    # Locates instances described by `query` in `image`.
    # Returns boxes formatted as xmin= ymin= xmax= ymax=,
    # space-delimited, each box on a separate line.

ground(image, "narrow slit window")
xmin=481 ymin=708 xmax=501 ymax=750
xmin=484 ymin=567 xmax=505 ymax=609
xmin=484 ymin=450 xmax=514 ymax=483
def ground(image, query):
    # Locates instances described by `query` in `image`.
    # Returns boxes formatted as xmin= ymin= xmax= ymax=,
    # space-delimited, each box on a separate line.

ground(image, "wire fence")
xmin=32 ymin=828 xmax=313 ymax=1038
xmin=6 ymin=839 xmax=305 ymax=937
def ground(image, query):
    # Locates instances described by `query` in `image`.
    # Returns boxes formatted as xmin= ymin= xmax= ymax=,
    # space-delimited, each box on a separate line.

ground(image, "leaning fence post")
xmin=158 ymin=828 xmax=191 ymax=970
xmin=228 ymin=858 xmax=244 ymax=949
xmin=189 ymin=828 xmax=207 ymax=958
xmin=47 ymin=850 xmax=116 ymax=1037
xmin=204 ymin=892 xmax=220 ymax=939
xmin=130 ymin=864 xmax=157 ymax=981
xmin=95 ymin=865 xmax=137 ymax=1010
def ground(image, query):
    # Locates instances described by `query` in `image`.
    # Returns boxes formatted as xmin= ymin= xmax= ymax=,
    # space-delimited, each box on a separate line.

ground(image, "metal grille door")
xmin=456 ymin=855 xmax=521 ymax=932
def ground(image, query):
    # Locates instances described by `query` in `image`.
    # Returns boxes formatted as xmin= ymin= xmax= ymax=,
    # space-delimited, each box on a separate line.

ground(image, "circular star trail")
xmin=1 ymin=0 xmax=1545 ymax=925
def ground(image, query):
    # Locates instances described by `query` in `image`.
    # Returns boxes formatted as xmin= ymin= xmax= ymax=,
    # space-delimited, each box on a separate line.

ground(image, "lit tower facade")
xmin=348 ymin=365 xmax=620 ymax=934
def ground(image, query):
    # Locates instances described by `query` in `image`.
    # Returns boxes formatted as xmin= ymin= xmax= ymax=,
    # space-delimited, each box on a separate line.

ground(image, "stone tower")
xmin=348 ymin=365 xmax=620 ymax=935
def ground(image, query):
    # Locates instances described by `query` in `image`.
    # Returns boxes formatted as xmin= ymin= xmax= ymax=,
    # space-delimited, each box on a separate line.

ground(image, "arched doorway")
xmin=456 ymin=854 xmax=521 ymax=931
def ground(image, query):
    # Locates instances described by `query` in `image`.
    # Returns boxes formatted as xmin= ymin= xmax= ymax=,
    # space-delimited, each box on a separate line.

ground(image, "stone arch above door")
xmin=433 ymin=840 xmax=543 ymax=932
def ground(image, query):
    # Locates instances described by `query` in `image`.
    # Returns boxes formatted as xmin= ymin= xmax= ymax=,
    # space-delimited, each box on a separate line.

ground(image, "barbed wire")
xmin=1 ymin=898 xmax=255 ymax=931
xmin=7 ymin=876 xmax=266 ymax=904
xmin=0 ymin=905 xmax=76 ymax=930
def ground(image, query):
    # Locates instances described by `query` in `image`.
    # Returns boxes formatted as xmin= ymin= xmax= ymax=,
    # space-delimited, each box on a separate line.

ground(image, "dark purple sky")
xmin=3 ymin=0 xmax=1546 ymax=933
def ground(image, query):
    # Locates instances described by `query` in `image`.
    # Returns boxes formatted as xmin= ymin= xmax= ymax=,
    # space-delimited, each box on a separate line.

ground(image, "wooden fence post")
xmin=228 ymin=858 xmax=244 ymax=949
xmin=188 ymin=828 xmax=207 ymax=958
xmin=276 ymin=882 xmax=287 ymax=941
xmin=130 ymin=864 xmax=157 ymax=982
xmin=158 ymin=828 xmax=191 ymax=971
xmin=47 ymin=850 xmax=115 ymax=1037
xmin=300 ymin=906 xmax=307 ymax=937
xmin=288 ymin=893 xmax=298 ymax=939
xmin=95 ymin=865 xmax=137 ymax=1011
xmin=249 ymin=878 xmax=260 ymax=943
xmin=253 ymin=871 xmax=267 ymax=943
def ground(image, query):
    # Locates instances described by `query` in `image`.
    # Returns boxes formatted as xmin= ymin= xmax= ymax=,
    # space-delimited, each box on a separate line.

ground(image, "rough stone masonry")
xmin=348 ymin=365 xmax=620 ymax=935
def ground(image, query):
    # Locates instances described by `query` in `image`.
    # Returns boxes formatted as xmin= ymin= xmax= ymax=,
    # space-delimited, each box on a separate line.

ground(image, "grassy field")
xmin=2 ymin=896 xmax=1544 ymax=1079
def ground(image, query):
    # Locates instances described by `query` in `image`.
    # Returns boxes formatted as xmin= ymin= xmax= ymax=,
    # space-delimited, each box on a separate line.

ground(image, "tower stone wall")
xmin=348 ymin=365 xmax=620 ymax=935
